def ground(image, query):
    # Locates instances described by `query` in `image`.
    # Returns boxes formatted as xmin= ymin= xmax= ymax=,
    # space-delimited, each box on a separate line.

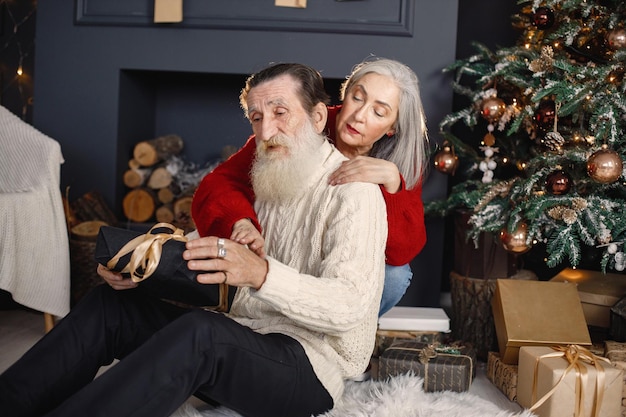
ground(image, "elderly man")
xmin=0 ymin=63 xmax=387 ymax=417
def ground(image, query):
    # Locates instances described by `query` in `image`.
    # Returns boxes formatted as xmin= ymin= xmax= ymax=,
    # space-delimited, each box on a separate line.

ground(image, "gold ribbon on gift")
xmin=529 ymin=344 xmax=611 ymax=417
xmin=107 ymin=223 xmax=188 ymax=282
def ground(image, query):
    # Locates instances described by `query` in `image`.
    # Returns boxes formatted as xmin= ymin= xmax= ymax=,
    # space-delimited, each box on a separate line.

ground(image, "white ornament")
xmin=487 ymin=160 xmax=497 ymax=170
xmin=484 ymin=148 xmax=494 ymax=158
xmin=608 ymin=243 xmax=618 ymax=254
xmin=479 ymin=161 xmax=488 ymax=172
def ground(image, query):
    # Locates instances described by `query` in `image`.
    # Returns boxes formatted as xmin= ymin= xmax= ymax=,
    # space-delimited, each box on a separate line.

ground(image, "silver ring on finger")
xmin=217 ymin=238 xmax=227 ymax=258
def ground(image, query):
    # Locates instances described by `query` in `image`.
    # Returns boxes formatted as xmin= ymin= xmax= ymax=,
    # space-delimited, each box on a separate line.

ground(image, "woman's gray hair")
xmin=340 ymin=58 xmax=429 ymax=189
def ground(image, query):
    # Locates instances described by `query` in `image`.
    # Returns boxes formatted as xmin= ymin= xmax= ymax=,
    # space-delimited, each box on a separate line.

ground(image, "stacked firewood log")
xmin=63 ymin=190 xmax=118 ymax=305
xmin=122 ymin=134 xmax=223 ymax=233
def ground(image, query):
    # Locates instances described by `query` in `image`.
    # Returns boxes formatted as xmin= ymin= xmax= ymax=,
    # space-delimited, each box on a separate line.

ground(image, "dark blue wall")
xmin=33 ymin=0 xmax=460 ymax=307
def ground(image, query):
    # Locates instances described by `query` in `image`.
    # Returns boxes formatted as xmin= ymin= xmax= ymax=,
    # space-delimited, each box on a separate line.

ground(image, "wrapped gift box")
xmin=611 ymin=296 xmax=626 ymax=342
xmin=604 ymin=341 xmax=626 ymax=417
xmin=378 ymin=306 xmax=450 ymax=332
xmin=550 ymin=268 xmax=626 ymax=328
xmin=491 ymin=279 xmax=591 ymax=364
xmin=374 ymin=329 xmax=444 ymax=358
xmin=605 ymin=340 xmax=626 ymax=363
xmin=486 ymin=351 xmax=518 ymax=402
xmin=518 ymin=345 xmax=623 ymax=417
xmin=378 ymin=340 xmax=475 ymax=392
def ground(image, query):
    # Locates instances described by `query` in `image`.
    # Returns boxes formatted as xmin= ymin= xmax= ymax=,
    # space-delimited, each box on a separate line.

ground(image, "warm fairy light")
xmin=16 ymin=65 xmax=23 ymax=76
xmin=525 ymin=43 xmax=531 ymax=49
xmin=586 ymin=95 xmax=592 ymax=100
xmin=502 ymin=157 xmax=509 ymax=163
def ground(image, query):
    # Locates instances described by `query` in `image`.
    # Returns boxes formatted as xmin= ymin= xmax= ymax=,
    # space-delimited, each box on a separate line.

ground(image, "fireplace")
xmin=33 ymin=0 xmax=461 ymax=307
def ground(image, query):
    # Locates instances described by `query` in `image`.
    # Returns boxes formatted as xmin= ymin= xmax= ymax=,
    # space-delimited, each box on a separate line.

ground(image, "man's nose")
xmin=258 ymin=117 xmax=278 ymax=141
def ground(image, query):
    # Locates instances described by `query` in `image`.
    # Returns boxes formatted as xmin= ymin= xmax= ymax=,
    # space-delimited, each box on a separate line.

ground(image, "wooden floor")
xmin=0 ymin=307 xmax=523 ymax=414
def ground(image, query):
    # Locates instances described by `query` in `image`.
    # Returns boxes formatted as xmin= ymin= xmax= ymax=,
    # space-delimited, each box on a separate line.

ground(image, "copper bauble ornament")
xmin=433 ymin=145 xmax=458 ymax=175
xmin=480 ymin=97 xmax=506 ymax=123
xmin=534 ymin=100 xmax=556 ymax=129
xmin=533 ymin=7 xmax=555 ymax=30
xmin=587 ymin=145 xmax=624 ymax=183
xmin=499 ymin=222 xmax=532 ymax=254
xmin=607 ymin=28 xmax=626 ymax=50
xmin=545 ymin=170 xmax=572 ymax=195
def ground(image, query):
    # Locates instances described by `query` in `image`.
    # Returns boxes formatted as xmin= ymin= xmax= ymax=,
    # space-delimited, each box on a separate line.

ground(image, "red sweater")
xmin=191 ymin=106 xmax=426 ymax=266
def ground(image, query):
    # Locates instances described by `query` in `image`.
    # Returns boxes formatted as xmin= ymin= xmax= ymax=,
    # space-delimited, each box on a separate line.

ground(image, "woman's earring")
xmin=386 ymin=131 xmax=395 ymax=137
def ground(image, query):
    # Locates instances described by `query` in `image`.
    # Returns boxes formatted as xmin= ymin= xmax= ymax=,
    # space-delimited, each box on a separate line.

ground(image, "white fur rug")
xmin=170 ymin=374 xmax=536 ymax=417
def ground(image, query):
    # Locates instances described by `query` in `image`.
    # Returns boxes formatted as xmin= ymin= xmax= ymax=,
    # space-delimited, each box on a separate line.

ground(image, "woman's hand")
xmin=328 ymin=155 xmax=401 ymax=193
xmin=97 ymin=264 xmax=138 ymax=290
xmin=230 ymin=218 xmax=266 ymax=258
xmin=184 ymin=236 xmax=269 ymax=290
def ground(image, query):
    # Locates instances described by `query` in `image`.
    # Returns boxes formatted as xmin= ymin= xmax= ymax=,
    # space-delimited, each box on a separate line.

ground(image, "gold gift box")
xmin=550 ymin=268 xmax=626 ymax=328
xmin=491 ymin=279 xmax=591 ymax=364
xmin=517 ymin=346 xmax=623 ymax=417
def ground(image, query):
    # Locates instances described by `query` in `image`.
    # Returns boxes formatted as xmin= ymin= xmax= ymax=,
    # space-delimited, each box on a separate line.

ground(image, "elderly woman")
xmin=192 ymin=58 xmax=429 ymax=315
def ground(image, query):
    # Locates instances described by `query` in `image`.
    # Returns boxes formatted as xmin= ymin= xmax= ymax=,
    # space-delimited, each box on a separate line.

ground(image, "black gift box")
xmin=378 ymin=340 xmax=476 ymax=392
xmin=610 ymin=296 xmax=626 ymax=342
xmin=95 ymin=224 xmax=228 ymax=309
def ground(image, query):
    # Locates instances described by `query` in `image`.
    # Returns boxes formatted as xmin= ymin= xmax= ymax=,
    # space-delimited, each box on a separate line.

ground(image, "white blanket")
xmin=0 ymin=105 xmax=70 ymax=317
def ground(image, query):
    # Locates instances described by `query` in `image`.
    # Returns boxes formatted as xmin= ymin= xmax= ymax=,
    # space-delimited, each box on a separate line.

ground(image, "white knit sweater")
xmin=228 ymin=140 xmax=387 ymax=403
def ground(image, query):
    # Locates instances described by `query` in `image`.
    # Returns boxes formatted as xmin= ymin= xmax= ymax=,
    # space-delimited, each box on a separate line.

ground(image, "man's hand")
xmin=184 ymin=236 xmax=269 ymax=290
xmin=328 ymin=155 xmax=401 ymax=193
xmin=97 ymin=264 xmax=138 ymax=290
xmin=230 ymin=218 xmax=266 ymax=258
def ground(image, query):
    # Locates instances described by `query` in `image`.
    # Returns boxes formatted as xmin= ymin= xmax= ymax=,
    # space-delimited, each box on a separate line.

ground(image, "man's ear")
xmin=312 ymin=102 xmax=328 ymax=134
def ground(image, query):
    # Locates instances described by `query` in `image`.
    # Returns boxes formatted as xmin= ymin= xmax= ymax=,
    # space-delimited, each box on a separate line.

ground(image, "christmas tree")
xmin=426 ymin=0 xmax=626 ymax=272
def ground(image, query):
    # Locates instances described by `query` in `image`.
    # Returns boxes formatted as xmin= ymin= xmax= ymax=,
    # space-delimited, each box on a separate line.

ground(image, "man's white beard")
xmin=251 ymin=120 xmax=326 ymax=204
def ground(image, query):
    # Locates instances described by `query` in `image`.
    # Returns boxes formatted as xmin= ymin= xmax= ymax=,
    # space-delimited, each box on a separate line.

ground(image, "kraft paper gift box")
xmin=378 ymin=340 xmax=475 ymax=392
xmin=491 ymin=279 xmax=591 ymax=365
xmin=95 ymin=223 xmax=228 ymax=309
xmin=550 ymin=268 xmax=626 ymax=328
xmin=517 ymin=345 xmax=623 ymax=417
xmin=487 ymin=351 xmax=518 ymax=402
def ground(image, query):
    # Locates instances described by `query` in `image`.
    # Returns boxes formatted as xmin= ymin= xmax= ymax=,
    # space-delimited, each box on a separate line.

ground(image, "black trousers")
xmin=0 ymin=285 xmax=333 ymax=417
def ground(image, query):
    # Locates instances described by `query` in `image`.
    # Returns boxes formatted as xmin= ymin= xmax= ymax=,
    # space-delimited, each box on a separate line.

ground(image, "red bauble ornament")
xmin=533 ymin=7 xmax=555 ymax=30
xmin=499 ymin=222 xmax=532 ymax=254
xmin=480 ymin=97 xmax=506 ymax=123
xmin=433 ymin=145 xmax=459 ymax=175
xmin=607 ymin=28 xmax=626 ymax=50
xmin=587 ymin=145 xmax=624 ymax=184
xmin=534 ymin=100 xmax=556 ymax=129
xmin=545 ymin=170 xmax=572 ymax=195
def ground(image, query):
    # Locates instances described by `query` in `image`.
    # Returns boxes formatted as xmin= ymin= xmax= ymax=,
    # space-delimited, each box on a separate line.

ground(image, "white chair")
xmin=0 ymin=105 xmax=70 ymax=331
